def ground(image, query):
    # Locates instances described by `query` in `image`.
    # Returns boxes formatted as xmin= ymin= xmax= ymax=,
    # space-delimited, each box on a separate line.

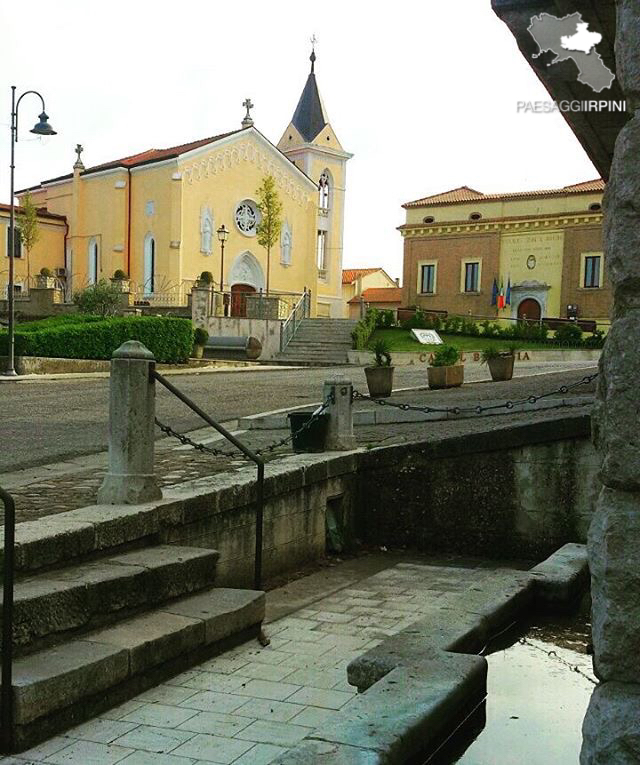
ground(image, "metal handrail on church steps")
xmin=280 ymin=288 xmax=311 ymax=352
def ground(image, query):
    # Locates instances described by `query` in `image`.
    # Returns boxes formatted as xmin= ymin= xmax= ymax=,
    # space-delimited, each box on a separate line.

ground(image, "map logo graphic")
xmin=528 ymin=13 xmax=615 ymax=93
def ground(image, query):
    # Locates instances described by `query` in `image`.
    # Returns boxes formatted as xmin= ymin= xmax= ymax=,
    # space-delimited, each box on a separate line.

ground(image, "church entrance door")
xmin=230 ymin=284 xmax=256 ymax=317
xmin=517 ymin=298 xmax=541 ymax=321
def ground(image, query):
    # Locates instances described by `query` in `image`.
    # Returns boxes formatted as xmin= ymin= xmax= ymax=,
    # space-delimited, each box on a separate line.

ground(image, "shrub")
xmin=430 ymin=344 xmax=459 ymax=367
xmin=553 ymin=322 xmax=583 ymax=345
xmin=352 ymin=309 xmax=379 ymax=350
xmin=74 ymin=280 xmax=122 ymax=317
xmin=199 ymin=271 xmax=214 ymax=285
xmin=0 ymin=316 xmax=193 ymax=363
xmin=584 ymin=329 xmax=605 ymax=349
xmin=113 ymin=269 xmax=128 ymax=280
xmin=39 ymin=267 xmax=53 ymax=277
xmin=369 ymin=337 xmax=392 ymax=367
xmin=375 ymin=309 xmax=396 ymax=329
xmin=194 ymin=327 xmax=209 ymax=346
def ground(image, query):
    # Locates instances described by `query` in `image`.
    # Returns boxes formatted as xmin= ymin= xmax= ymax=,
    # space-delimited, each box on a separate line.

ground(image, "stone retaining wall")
xmin=348 ymin=348 xmax=602 ymax=367
xmin=356 ymin=414 xmax=599 ymax=559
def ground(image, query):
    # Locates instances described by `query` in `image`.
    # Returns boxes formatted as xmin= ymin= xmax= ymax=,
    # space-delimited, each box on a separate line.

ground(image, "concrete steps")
xmin=277 ymin=318 xmax=358 ymax=367
xmin=5 ymin=546 xmax=219 ymax=654
xmin=1 ymin=505 xmax=266 ymax=753
xmin=11 ymin=587 xmax=264 ymax=751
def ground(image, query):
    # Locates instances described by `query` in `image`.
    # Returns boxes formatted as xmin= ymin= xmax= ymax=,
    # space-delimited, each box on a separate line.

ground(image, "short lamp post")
xmin=217 ymin=224 xmax=229 ymax=293
xmin=4 ymin=87 xmax=56 ymax=377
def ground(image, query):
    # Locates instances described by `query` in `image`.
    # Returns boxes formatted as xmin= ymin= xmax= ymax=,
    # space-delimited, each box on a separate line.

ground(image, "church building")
xmin=13 ymin=49 xmax=351 ymax=318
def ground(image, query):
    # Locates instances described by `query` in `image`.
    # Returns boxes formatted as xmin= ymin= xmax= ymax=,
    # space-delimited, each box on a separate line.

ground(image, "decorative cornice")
xmin=180 ymin=138 xmax=314 ymax=207
xmin=399 ymin=213 xmax=603 ymax=238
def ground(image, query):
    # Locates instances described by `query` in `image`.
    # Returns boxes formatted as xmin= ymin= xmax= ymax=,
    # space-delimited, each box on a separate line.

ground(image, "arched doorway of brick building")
xmin=517 ymin=298 xmax=541 ymax=321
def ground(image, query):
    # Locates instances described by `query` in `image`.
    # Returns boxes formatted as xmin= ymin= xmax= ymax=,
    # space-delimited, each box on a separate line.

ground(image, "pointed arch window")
xmin=88 ymin=238 xmax=99 ymax=284
xmin=318 ymin=171 xmax=330 ymax=211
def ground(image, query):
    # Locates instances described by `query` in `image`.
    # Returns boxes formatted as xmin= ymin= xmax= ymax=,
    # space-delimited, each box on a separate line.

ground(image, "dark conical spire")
xmin=291 ymin=43 xmax=328 ymax=143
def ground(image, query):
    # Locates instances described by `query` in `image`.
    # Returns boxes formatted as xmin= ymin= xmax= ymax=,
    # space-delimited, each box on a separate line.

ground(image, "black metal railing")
xmin=152 ymin=370 xmax=266 ymax=591
xmin=0 ymin=486 xmax=15 ymax=753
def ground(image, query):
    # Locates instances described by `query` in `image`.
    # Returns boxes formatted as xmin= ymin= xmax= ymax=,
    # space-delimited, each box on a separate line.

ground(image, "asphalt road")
xmin=0 ymin=362 xmax=596 ymax=473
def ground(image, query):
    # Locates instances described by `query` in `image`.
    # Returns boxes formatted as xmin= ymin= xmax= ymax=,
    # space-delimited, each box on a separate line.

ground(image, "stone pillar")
xmin=97 ymin=341 xmax=162 ymax=505
xmin=323 ymin=377 xmax=356 ymax=451
xmin=191 ymin=285 xmax=212 ymax=326
xmin=581 ymin=4 xmax=640 ymax=762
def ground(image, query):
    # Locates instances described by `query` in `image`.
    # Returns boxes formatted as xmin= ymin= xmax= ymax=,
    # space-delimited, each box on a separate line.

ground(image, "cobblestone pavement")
xmin=2 ymin=368 xmax=597 ymax=525
xmin=3 ymin=554 xmax=531 ymax=765
xmin=0 ymin=361 xmax=595 ymax=472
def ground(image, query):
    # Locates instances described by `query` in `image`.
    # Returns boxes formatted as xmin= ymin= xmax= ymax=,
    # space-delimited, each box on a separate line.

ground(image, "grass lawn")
xmin=370 ymin=328 xmax=556 ymax=352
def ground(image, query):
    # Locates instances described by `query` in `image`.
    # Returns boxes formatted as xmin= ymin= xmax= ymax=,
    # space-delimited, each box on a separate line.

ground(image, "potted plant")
xmin=427 ymin=344 xmax=463 ymax=389
xmin=35 ymin=267 xmax=56 ymax=289
xmin=196 ymin=271 xmax=214 ymax=288
xmin=481 ymin=346 xmax=516 ymax=381
xmin=364 ymin=338 xmax=394 ymax=398
xmin=193 ymin=327 xmax=209 ymax=359
xmin=110 ymin=269 xmax=130 ymax=292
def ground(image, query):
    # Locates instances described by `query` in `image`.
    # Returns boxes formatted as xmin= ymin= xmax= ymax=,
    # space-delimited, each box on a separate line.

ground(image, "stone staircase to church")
xmin=1 ymin=508 xmax=264 ymax=753
xmin=277 ymin=318 xmax=359 ymax=366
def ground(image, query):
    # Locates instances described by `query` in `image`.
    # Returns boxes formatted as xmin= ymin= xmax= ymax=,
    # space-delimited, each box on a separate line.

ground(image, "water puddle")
xmin=427 ymin=599 xmax=595 ymax=765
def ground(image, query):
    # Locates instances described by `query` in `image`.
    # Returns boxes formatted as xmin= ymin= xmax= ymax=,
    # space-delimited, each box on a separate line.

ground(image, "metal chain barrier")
xmin=155 ymin=392 xmax=335 ymax=461
xmin=518 ymin=636 xmax=596 ymax=685
xmin=352 ymin=373 xmax=598 ymax=417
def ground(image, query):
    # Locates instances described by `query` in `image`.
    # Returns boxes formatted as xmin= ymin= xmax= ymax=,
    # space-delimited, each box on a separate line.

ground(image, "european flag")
xmin=491 ymin=278 xmax=498 ymax=306
xmin=506 ymin=277 xmax=511 ymax=306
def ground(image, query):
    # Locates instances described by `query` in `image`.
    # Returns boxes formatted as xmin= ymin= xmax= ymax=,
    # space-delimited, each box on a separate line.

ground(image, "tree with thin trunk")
xmin=16 ymin=191 xmax=40 ymax=286
xmin=255 ymin=175 xmax=283 ymax=295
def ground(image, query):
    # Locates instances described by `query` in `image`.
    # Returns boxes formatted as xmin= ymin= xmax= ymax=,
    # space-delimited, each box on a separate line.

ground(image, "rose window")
xmin=235 ymin=202 xmax=257 ymax=234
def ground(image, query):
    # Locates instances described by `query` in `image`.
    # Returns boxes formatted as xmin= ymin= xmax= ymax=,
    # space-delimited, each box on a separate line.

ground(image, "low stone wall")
xmin=356 ymin=414 xmax=599 ymax=559
xmin=0 ymin=355 xmax=111 ymax=375
xmin=158 ymin=455 xmax=359 ymax=587
xmin=347 ymin=348 xmax=602 ymax=367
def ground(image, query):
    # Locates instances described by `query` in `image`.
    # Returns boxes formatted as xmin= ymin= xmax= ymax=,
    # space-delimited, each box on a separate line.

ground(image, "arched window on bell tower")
xmin=318 ymin=170 xmax=330 ymax=211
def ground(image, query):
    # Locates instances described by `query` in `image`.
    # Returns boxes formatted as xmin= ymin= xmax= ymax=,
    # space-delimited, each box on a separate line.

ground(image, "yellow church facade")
xmin=13 ymin=51 xmax=351 ymax=318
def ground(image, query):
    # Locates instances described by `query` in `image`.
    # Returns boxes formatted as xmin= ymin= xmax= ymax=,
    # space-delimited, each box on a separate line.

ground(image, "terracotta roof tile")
xmin=348 ymin=287 xmax=403 ymax=304
xmin=403 ymin=179 xmax=605 ymax=208
xmin=342 ymin=268 xmax=381 ymax=285
xmin=27 ymin=129 xmax=247 ymax=188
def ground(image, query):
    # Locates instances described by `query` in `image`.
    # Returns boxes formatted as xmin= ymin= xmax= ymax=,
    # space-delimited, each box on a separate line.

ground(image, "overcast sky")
xmin=0 ymin=0 xmax=598 ymax=282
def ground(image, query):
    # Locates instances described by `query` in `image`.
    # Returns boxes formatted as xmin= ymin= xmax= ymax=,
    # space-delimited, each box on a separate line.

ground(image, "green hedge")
xmin=0 ymin=316 xmax=194 ymax=363
xmin=400 ymin=309 xmax=605 ymax=349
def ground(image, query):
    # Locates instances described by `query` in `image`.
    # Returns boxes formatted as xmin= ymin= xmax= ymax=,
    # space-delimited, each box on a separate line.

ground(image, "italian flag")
xmin=498 ymin=279 xmax=505 ymax=310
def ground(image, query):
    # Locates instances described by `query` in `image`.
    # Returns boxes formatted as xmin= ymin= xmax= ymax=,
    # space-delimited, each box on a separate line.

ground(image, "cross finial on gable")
xmin=241 ymin=98 xmax=254 ymax=128
xmin=74 ymin=143 xmax=84 ymax=170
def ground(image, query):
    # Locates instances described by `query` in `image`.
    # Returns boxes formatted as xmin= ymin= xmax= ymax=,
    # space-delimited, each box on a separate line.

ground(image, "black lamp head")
xmin=30 ymin=111 xmax=56 ymax=136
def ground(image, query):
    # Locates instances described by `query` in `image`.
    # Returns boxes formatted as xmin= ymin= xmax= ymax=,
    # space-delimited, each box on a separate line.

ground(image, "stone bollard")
xmin=323 ymin=377 xmax=356 ymax=451
xmin=97 ymin=341 xmax=162 ymax=505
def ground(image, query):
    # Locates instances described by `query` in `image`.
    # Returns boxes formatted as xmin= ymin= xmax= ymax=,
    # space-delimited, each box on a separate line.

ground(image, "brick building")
xmin=399 ymin=180 xmax=609 ymax=322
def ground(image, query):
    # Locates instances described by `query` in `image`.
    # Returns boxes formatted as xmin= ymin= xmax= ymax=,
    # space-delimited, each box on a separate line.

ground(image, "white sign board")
xmin=411 ymin=329 xmax=443 ymax=345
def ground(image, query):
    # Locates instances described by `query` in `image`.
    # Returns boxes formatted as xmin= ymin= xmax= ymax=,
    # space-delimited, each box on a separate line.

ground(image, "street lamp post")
xmin=4 ymin=87 xmax=56 ymax=377
xmin=217 ymin=224 xmax=229 ymax=316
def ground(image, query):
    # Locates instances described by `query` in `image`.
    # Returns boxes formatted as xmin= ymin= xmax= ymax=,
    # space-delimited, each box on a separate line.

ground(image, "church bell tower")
xmin=278 ymin=42 xmax=352 ymax=317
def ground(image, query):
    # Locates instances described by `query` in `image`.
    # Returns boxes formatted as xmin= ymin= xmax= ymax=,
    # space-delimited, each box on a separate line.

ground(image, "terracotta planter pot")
xmin=427 ymin=364 xmax=464 ymax=389
xmin=365 ymin=365 xmax=395 ymax=398
xmin=487 ymin=354 xmax=514 ymax=381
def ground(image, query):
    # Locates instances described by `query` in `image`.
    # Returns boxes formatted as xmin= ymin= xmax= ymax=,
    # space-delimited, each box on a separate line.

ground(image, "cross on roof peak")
xmin=241 ymin=98 xmax=254 ymax=128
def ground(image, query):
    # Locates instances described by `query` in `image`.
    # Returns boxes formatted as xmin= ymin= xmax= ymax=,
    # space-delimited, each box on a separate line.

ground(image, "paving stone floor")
xmin=3 ymin=554 xmax=531 ymax=765
xmin=2 ymin=367 xmax=596 ymax=524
